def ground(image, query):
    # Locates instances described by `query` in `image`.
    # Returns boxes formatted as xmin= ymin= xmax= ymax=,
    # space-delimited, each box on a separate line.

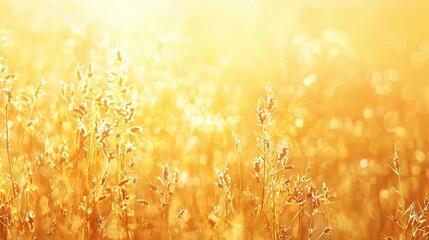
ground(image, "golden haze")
xmin=0 ymin=0 xmax=429 ymax=239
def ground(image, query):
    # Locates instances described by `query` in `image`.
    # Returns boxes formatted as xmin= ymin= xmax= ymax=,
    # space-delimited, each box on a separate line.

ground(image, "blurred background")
xmin=1 ymin=0 xmax=429 ymax=238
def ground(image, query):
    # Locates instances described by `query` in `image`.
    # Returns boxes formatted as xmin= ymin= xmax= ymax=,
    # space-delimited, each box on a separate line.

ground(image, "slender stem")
xmin=259 ymin=129 xmax=267 ymax=223
xmin=309 ymin=208 xmax=314 ymax=240
xmin=397 ymin=174 xmax=405 ymax=213
xmin=316 ymin=231 xmax=325 ymax=240
xmin=4 ymin=102 xmax=16 ymax=199
xmin=162 ymin=207 xmax=172 ymax=240
xmin=237 ymin=150 xmax=242 ymax=207
xmin=14 ymin=95 xmax=37 ymax=171
xmin=272 ymin=181 xmax=277 ymax=239
xmin=298 ymin=205 xmax=303 ymax=238
xmin=397 ymin=173 xmax=405 ymax=240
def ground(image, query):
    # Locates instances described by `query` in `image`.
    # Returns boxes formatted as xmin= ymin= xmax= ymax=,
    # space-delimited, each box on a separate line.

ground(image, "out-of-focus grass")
xmin=1 ymin=0 xmax=429 ymax=239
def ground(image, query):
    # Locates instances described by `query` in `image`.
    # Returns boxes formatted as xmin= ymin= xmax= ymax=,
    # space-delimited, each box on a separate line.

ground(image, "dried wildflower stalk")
xmin=56 ymin=50 xmax=144 ymax=238
xmin=147 ymin=164 xmax=180 ymax=238
xmin=1 ymin=63 xmax=16 ymax=199
xmin=387 ymin=150 xmax=429 ymax=240
xmin=215 ymin=166 xmax=235 ymax=216
xmin=233 ymin=132 xmax=242 ymax=206
xmin=247 ymin=87 xmax=332 ymax=239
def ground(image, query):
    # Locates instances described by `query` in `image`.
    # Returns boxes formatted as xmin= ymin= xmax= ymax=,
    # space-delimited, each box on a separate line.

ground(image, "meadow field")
xmin=0 ymin=0 xmax=429 ymax=239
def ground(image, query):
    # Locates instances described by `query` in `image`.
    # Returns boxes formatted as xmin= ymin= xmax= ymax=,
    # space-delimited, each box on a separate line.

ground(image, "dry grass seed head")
xmin=256 ymin=100 xmax=267 ymax=125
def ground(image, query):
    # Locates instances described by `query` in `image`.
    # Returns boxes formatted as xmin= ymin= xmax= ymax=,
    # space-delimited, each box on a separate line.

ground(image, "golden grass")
xmin=1 ymin=1 xmax=429 ymax=239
